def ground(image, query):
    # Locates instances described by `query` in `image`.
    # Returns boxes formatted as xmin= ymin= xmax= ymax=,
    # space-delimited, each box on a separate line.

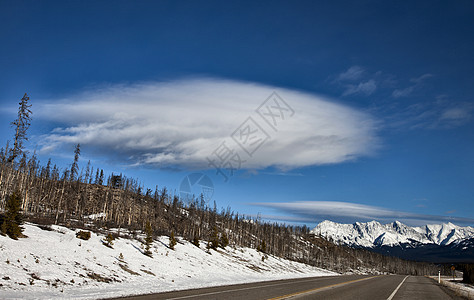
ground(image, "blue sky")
xmin=1 ymin=0 xmax=473 ymax=227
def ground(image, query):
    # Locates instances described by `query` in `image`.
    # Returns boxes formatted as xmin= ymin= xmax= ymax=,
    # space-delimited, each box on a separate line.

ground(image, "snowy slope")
xmin=0 ymin=223 xmax=336 ymax=299
xmin=312 ymin=220 xmax=474 ymax=247
xmin=422 ymin=223 xmax=473 ymax=245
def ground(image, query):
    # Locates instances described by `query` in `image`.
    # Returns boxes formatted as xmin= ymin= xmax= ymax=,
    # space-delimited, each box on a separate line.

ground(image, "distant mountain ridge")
xmin=311 ymin=220 xmax=474 ymax=263
xmin=312 ymin=220 xmax=474 ymax=247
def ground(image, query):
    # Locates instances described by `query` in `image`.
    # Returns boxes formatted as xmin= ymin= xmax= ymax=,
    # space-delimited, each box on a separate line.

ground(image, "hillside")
xmin=0 ymin=223 xmax=336 ymax=299
xmin=0 ymin=157 xmax=441 ymax=277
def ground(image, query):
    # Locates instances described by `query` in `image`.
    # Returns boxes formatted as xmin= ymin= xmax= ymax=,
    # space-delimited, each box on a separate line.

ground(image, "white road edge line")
xmin=387 ymin=275 xmax=409 ymax=300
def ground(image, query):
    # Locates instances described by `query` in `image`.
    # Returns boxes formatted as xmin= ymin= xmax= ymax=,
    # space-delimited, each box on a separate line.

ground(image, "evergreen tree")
xmin=9 ymin=93 xmax=32 ymax=163
xmin=144 ymin=221 xmax=153 ymax=256
xmin=169 ymin=231 xmax=177 ymax=250
xmin=257 ymin=240 xmax=267 ymax=253
xmin=464 ymin=264 xmax=474 ymax=284
xmin=1 ymin=192 xmax=24 ymax=239
xmin=0 ymin=146 xmax=5 ymax=163
xmin=89 ymin=166 xmax=94 ymax=184
xmin=84 ymin=160 xmax=91 ymax=184
xmin=192 ymin=235 xmax=200 ymax=248
xmin=94 ymin=169 xmax=100 ymax=184
xmin=111 ymin=173 xmax=122 ymax=189
xmin=103 ymin=233 xmax=114 ymax=248
xmin=44 ymin=158 xmax=51 ymax=179
xmin=207 ymin=226 xmax=219 ymax=250
xmin=98 ymin=169 xmax=104 ymax=185
xmin=70 ymin=144 xmax=81 ymax=181
xmin=220 ymin=231 xmax=229 ymax=248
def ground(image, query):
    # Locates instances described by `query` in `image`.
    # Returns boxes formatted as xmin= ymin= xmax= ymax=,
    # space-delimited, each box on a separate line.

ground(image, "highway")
xmin=113 ymin=275 xmax=463 ymax=300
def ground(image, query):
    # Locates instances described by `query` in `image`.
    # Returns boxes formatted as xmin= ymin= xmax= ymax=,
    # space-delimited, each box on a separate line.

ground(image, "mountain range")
xmin=311 ymin=220 xmax=474 ymax=263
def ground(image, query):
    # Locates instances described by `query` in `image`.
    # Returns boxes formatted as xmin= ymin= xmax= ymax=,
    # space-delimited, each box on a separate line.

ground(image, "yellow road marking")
xmin=167 ymin=276 xmax=345 ymax=300
xmin=267 ymin=275 xmax=380 ymax=300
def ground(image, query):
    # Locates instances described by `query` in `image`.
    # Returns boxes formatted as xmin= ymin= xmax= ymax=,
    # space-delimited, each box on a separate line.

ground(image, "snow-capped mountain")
xmin=311 ymin=220 xmax=474 ymax=248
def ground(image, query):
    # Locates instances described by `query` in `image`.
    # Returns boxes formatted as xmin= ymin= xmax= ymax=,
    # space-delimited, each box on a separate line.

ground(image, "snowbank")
xmin=428 ymin=276 xmax=474 ymax=299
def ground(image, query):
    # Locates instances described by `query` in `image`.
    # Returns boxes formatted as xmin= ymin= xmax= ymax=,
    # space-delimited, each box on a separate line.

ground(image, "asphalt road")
xmin=112 ymin=275 xmax=463 ymax=300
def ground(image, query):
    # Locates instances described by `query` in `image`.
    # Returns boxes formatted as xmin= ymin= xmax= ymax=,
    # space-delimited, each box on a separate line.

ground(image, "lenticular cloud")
xmin=37 ymin=78 xmax=378 ymax=170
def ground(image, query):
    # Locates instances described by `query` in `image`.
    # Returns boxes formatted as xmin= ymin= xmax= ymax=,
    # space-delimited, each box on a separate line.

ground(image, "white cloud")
xmin=253 ymin=201 xmax=474 ymax=226
xmin=440 ymin=107 xmax=471 ymax=121
xmin=410 ymin=73 xmax=433 ymax=84
xmin=384 ymin=100 xmax=473 ymax=130
xmin=392 ymin=86 xmax=415 ymax=98
xmin=36 ymin=78 xmax=379 ymax=170
xmin=337 ymin=66 xmax=365 ymax=81
xmin=392 ymin=73 xmax=433 ymax=98
xmin=333 ymin=66 xmax=377 ymax=97
xmin=342 ymin=80 xmax=377 ymax=96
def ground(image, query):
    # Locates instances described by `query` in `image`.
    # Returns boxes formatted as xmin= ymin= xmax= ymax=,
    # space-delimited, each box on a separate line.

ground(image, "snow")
xmin=312 ymin=220 xmax=474 ymax=248
xmin=84 ymin=213 xmax=105 ymax=220
xmin=430 ymin=276 xmax=474 ymax=299
xmin=423 ymin=222 xmax=472 ymax=245
xmin=0 ymin=223 xmax=336 ymax=299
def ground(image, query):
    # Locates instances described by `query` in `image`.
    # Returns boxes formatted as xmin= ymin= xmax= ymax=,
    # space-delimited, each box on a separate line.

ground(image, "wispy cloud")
xmin=334 ymin=68 xmax=434 ymax=99
xmin=440 ymin=106 xmax=472 ymax=123
xmin=334 ymin=66 xmax=377 ymax=97
xmin=392 ymin=86 xmax=416 ymax=98
xmin=260 ymin=171 xmax=304 ymax=177
xmin=411 ymin=73 xmax=433 ymax=84
xmin=35 ymin=78 xmax=379 ymax=170
xmin=342 ymin=80 xmax=377 ymax=96
xmin=337 ymin=66 xmax=365 ymax=81
xmin=384 ymin=99 xmax=473 ymax=130
xmin=392 ymin=73 xmax=433 ymax=98
xmin=252 ymin=201 xmax=474 ymax=226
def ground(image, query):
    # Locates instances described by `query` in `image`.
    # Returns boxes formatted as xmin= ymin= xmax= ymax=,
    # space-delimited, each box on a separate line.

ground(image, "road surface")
xmin=112 ymin=275 xmax=463 ymax=300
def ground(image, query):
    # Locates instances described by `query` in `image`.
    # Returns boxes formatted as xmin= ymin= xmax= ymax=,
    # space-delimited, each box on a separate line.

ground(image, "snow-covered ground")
xmin=0 ymin=223 xmax=336 ymax=299
xmin=430 ymin=276 xmax=474 ymax=299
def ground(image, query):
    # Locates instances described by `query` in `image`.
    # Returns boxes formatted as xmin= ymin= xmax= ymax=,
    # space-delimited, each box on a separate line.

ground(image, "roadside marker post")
xmin=438 ymin=271 xmax=440 ymax=283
